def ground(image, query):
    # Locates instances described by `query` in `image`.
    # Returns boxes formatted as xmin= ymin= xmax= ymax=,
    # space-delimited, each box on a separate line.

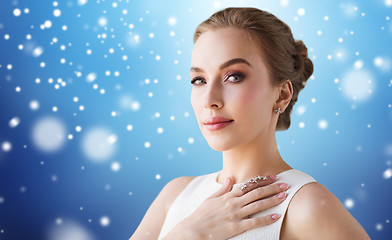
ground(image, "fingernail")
xmin=279 ymin=183 xmax=288 ymax=190
xmin=271 ymin=213 xmax=280 ymax=220
xmin=225 ymin=177 xmax=230 ymax=185
xmin=277 ymin=192 xmax=286 ymax=199
xmin=269 ymin=175 xmax=277 ymax=181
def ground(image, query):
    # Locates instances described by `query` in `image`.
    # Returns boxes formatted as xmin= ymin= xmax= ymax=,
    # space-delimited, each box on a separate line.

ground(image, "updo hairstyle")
xmin=194 ymin=7 xmax=314 ymax=131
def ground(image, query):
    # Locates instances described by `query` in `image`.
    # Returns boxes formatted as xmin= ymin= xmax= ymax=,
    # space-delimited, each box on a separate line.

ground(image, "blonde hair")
xmin=193 ymin=7 xmax=314 ymax=131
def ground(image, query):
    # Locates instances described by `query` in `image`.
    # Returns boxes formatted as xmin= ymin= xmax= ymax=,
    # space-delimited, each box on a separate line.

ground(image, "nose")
xmin=204 ymin=82 xmax=223 ymax=110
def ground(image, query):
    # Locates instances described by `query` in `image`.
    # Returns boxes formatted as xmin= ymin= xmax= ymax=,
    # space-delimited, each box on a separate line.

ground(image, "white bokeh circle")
xmin=81 ymin=127 xmax=117 ymax=162
xmin=31 ymin=116 xmax=67 ymax=153
xmin=341 ymin=68 xmax=375 ymax=102
xmin=46 ymin=219 xmax=94 ymax=240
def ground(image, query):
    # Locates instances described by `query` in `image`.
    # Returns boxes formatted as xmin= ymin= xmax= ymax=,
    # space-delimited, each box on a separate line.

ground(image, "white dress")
xmin=157 ymin=169 xmax=317 ymax=240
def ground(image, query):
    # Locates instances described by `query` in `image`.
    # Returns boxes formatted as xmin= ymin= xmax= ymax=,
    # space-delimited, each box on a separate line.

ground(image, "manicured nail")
xmin=277 ymin=192 xmax=286 ymax=199
xmin=269 ymin=175 xmax=277 ymax=181
xmin=279 ymin=183 xmax=288 ymax=190
xmin=225 ymin=177 xmax=230 ymax=185
xmin=271 ymin=213 xmax=280 ymax=220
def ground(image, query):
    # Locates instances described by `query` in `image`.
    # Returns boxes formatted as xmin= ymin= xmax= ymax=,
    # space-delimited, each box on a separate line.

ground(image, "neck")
xmin=216 ymin=128 xmax=292 ymax=185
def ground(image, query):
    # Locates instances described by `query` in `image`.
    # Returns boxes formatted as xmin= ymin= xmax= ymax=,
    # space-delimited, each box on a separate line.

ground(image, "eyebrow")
xmin=190 ymin=58 xmax=252 ymax=73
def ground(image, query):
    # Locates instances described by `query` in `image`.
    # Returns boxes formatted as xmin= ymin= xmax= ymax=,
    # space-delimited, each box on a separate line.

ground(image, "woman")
xmin=130 ymin=7 xmax=371 ymax=240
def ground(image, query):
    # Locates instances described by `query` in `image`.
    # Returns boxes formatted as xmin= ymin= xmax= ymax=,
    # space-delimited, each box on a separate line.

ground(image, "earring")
xmin=275 ymin=107 xmax=283 ymax=114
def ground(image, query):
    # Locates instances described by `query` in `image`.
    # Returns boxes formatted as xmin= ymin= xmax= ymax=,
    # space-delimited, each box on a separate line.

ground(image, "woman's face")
xmin=190 ymin=27 xmax=279 ymax=151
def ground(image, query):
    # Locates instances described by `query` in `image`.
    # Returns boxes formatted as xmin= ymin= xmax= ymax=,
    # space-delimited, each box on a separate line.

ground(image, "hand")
xmin=175 ymin=175 xmax=289 ymax=239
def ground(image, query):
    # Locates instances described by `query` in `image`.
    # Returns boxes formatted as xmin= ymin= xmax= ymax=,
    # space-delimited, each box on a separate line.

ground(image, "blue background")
xmin=0 ymin=0 xmax=391 ymax=239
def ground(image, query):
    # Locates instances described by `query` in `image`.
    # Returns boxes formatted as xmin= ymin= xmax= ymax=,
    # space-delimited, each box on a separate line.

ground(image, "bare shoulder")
xmin=129 ymin=175 xmax=195 ymax=240
xmin=281 ymin=182 xmax=371 ymax=240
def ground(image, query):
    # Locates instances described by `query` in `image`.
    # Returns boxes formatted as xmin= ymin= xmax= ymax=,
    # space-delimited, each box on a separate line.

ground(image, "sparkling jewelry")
xmin=239 ymin=184 xmax=248 ymax=193
xmin=275 ymin=107 xmax=283 ymax=114
xmin=233 ymin=175 xmax=268 ymax=192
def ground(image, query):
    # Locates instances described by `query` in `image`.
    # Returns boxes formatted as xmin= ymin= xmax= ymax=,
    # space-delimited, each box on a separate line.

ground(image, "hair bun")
xmin=294 ymin=40 xmax=314 ymax=85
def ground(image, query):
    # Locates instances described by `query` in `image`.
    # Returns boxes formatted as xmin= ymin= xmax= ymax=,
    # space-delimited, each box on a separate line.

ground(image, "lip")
xmin=203 ymin=116 xmax=234 ymax=131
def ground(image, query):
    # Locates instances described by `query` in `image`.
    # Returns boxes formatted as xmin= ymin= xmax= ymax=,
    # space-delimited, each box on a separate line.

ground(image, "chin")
xmin=205 ymin=138 xmax=237 ymax=152
xmin=200 ymin=126 xmax=242 ymax=151
xmin=209 ymin=144 xmax=230 ymax=152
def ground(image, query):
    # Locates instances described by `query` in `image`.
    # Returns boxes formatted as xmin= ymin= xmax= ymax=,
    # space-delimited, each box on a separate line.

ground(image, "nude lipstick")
xmin=203 ymin=116 xmax=234 ymax=131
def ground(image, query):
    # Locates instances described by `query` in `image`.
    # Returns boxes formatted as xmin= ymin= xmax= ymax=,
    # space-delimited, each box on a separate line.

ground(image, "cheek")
xmin=229 ymin=84 xmax=261 ymax=108
xmin=190 ymin=89 xmax=201 ymax=117
xmin=230 ymin=85 xmax=271 ymax=123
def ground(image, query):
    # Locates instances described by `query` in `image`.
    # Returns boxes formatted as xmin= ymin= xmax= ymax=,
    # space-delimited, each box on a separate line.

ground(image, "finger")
xmin=252 ymin=175 xmax=278 ymax=188
xmin=238 ymin=213 xmax=281 ymax=232
xmin=238 ymin=182 xmax=289 ymax=205
xmin=230 ymin=175 xmax=278 ymax=198
xmin=207 ymin=177 xmax=232 ymax=199
xmin=239 ymin=191 xmax=288 ymax=218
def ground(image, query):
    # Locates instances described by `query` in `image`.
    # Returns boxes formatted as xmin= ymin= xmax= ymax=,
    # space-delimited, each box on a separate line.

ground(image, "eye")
xmin=191 ymin=72 xmax=245 ymax=85
xmin=191 ymin=77 xmax=205 ymax=85
xmin=226 ymin=73 xmax=245 ymax=83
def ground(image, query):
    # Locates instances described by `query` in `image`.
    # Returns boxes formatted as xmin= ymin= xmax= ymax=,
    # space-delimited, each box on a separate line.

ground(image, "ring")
xmin=249 ymin=177 xmax=261 ymax=187
xmin=233 ymin=175 xmax=269 ymax=192
xmin=240 ymin=183 xmax=248 ymax=193
xmin=255 ymin=180 xmax=261 ymax=187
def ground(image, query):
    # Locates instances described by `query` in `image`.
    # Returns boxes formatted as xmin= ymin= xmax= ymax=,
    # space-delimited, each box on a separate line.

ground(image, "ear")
xmin=275 ymin=79 xmax=293 ymax=111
